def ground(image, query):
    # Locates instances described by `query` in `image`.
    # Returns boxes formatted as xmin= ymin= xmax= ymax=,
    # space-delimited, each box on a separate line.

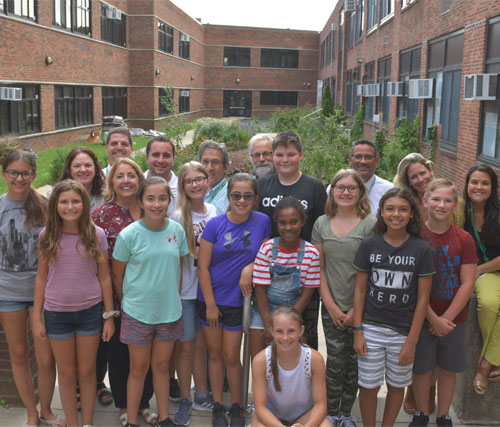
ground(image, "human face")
xmin=277 ymin=207 xmax=304 ymax=247
xmin=106 ymin=133 xmax=132 ymax=165
xmin=140 ymin=184 xmax=170 ymax=222
xmin=332 ymin=175 xmax=360 ymax=209
xmin=228 ymin=181 xmax=256 ymax=218
xmin=183 ymin=169 xmax=208 ymax=202
xmin=201 ymin=148 xmax=226 ymax=188
xmin=349 ymin=144 xmax=379 ymax=182
xmin=146 ymin=142 xmax=174 ymax=179
xmin=380 ymin=196 xmax=413 ymax=233
xmin=408 ymin=162 xmax=432 ymax=197
xmin=70 ymin=153 xmax=95 ymax=191
xmin=271 ymin=314 xmax=304 ymax=352
xmin=273 ymin=145 xmax=303 ymax=178
xmin=423 ymin=186 xmax=457 ymax=222
xmin=57 ymin=190 xmax=83 ymax=225
xmin=251 ymin=139 xmax=274 ymax=178
xmin=467 ymin=171 xmax=492 ymax=206
xmin=112 ymin=164 xmax=140 ymax=202
xmin=1 ymin=159 xmax=36 ymax=200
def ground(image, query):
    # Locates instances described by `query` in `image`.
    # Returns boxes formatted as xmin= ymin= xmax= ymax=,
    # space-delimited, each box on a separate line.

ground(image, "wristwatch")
xmin=103 ymin=310 xmax=120 ymax=319
xmin=351 ymin=325 xmax=363 ymax=331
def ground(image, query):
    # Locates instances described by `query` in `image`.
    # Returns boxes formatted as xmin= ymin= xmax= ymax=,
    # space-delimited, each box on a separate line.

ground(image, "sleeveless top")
xmin=265 ymin=344 xmax=314 ymax=422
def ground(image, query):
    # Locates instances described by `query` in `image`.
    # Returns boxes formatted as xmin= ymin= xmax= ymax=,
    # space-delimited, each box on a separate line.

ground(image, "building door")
xmin=223 ymin=91 xmax=252 ymax=117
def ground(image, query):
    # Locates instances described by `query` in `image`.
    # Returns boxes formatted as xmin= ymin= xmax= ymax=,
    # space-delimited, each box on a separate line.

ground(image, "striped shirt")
xmin=253 ymin=240 xmax=320 ymax=288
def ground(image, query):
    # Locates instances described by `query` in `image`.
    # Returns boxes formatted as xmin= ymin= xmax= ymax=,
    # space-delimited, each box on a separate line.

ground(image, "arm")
xmin=197 ymin=238 xmax=221 ymax=327
xmin=252 ymin=351 xmax=283 ymax=427
xmin=442 ymin=263 xmax=476 ymax=320
xmin=294 ymin=287 xmax=314 ymax=314
xmin=476 ymin=255 xmax=500 ymax=277
xmin=98 ymin=251 xmax=115 ymax=342
xmin=426 ymin=305 xmax=455 ymax=337
xmin=302 ymin=350 xmax=327 ymax=427
xmin=399 ymin=275 xmax=432 ymax=365
xmin=255 ymin=285 xmax=272 ymax=332
xmin=352 ymin=271 xmax=369 ymax=356
xmin=239 ymin=262 xmax=254 ymax=298
xmin=111 ymin=259 xmax=127 ymax=303
xmin=33 ymin=254 xmax=49 ymax=341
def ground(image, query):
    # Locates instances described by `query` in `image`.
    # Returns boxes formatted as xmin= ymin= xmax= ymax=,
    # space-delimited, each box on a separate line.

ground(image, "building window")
xmin=320 ymin=41 xmax=325 ymax=68
xmin=224 ymin=47 xmax=250 ymax=67
xmin=363 ymin=62 xmax=375 ymax=121
xmin=179 ymin=89 xmax=190 ymax=113
xmin=380 ymin=0 xmax=394 ymax=22
xmin=331 ymin=29 xmax=336 ymax=60
xmin=179 ymin=32 xmax=190 ymax=60
xmin=0 ymin=85 xmax=40 ymax=136
xmin=347 ymin=9 xmax=355 ymax=47
xmin=260 ymin=91 xmax=298 ymax=106
xmin=441 ymin=0 xmax=453 ymax=13
xmin=326 ymin=33 xmax=331 ymax=65
xmin=100 ymin=3 xmax=126 ymax=47
xmin=479 ymin=18 xmax=500 ymax=161
xmin=367 ymin=0 xmax=377 ymax=30
xmin=377 ymin=55 xmax=392 ymax=125
xmin=398 ymin=46 xmax=421 ymax=123
xmin=425 ymin=31 xmax=464 ymax=151
xmin=261 ymin=49 xmax=299 ymax=68
xmin=53 ymin=0 xmax=91 ymax=36
xmin=346 ymin=69 xmax=361 ymax=115
xmin=401 ymin=0 xmax=417 ymax=8
xmin=102 ymin=87 xmax=127 ymax=119
xmin=356 ymin=2 xmax=364 ymax=41
xmin=54 ymin=86 xmax=93 ymax=129
xmin=1 ymin=0 xmax=36 ymax=20
xmin=158 ymin=21 xmax=173 ymax=54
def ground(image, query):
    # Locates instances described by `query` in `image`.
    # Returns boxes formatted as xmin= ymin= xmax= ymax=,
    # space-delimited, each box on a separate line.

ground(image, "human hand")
xmin=399 ymin=340 xmax=416 ymax=366
xmin=239 ymin=267 xmax=253 ymax=298
xmin=353 ymin=332 xmax=367 ymax=356
xmin=343 ymin=309 xmax=354 ymax=328
xmin=102 ymin=318 xmax=115 ymax=342
xmin=429 ymin=316 xmax=455 ymax=336
xmin=32 ymin=318 xmax=47 ymax=341
xmin=206 ymin=304 xmax=221 ymax=327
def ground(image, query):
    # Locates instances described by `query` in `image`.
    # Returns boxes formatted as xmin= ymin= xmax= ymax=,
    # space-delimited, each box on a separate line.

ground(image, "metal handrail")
xmin=299 ymin=108 xmax=322 ymax=120
xmin=241 ymin=296 xmax=252 ymax=414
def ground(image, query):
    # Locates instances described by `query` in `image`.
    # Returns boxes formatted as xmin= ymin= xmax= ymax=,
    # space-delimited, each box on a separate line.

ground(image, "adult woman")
xmin=91 ymin=159 xmax=156 ymax=425
xmin=311 ymin=169 xmax=375 ymax=426
xmin=394 ymin=153 xmax=464 ymax=226
xmin=463 ymin=164 xmax=500 ymax=395
xmin=0 ymin=150 xmax=63 ymax=427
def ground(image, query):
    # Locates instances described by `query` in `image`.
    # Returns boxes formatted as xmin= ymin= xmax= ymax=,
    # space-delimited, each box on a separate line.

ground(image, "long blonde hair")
xmin=176 ymin=161 xmax=209 ymax=255
xmin=104 ymin=158 xmax=145 ymax=203
xmin=325 ymin=169 xmax=371 ymax=218
xmin=38 ymin=180 xmax=103 ymax=264
xmin=393 ymin=153 xmax=433 ymax=200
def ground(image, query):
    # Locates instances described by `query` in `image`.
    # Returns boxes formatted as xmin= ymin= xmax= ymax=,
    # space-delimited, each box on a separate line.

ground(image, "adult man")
xmin=248 ymin=133 xmax=276 ymax=179
xmin=258 ymin=131 xmax=327 ymax=350
xmin=198 ymin=140 xmax=230 ymax=215
xmin=102 ymin=127 xmax=133 ymax=176
xmin=145 ymin=136 xmax=178 ymax=216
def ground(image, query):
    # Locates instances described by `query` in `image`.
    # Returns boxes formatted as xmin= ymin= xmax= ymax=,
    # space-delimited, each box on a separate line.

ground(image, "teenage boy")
xmin=258 ymin=131 xmax=327 ymax=350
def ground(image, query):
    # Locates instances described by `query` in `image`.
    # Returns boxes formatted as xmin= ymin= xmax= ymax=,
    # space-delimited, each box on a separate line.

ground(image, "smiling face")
xmin=139 ymin=183 xmax=170 ymax=222
xmin=1 ymin=159 xmax=36 ymax=200
xmin=271 ymin=314 xmax=304 ymax=352
xmin=57 ymin=189 xmax=83 ymax=225
xmin=106 ymin=133 xmax=132 ymax=165
xmin=408 ymin=162 xmax=433 ymax=198
xmin=251 ymin=138 xmax=274 ymax=178
xmin=276 ymin=207 xmax=304 ymax=247
xmin=423 ymin=186 xmax=457 ymax=223
xmin=467 ymin=171 xmax=492 ymax=206
xmin=201 ymin=148 xmax=226 ymax=188
xmin=112 ymin=164 xmax=140 ymax=202
xmin=183 ymin=169 xmax=208 ymax=202
xmin=70 ymin=153 xmax=95 ymax=191
xmin=273 ymin=144 xmax=303 ymax=179
xmin=146 ymin=141 xmax=175 ymax=180
xmin=349 ymin=144 xmax=379 ymax=182
xmin=227 ymin=181 xmax=256 ymax=218
xmin=332 ymin=175 xmax=360 ymax=210
xmin=380 ymin=196 xmax=413 ymax=233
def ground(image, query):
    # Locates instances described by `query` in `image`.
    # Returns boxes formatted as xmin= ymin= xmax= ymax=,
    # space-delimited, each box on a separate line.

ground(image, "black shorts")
xmin=197 ymin=300 xmax=243 ymax=331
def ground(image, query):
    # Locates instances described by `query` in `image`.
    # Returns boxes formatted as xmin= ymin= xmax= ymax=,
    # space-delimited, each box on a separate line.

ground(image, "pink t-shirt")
xmin=43 ymin=226 xmax=108 ymax=312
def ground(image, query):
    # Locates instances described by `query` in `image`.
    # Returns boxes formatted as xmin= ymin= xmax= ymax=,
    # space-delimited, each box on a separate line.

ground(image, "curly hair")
xmin=60 ymin=147 xmax=105 ymax=196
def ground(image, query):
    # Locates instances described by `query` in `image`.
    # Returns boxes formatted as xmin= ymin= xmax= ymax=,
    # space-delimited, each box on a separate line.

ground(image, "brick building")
xmin=0 ymin=0 xmax=318 ymax=150
xmin=318 ymin=0 xmax=500 ymax=185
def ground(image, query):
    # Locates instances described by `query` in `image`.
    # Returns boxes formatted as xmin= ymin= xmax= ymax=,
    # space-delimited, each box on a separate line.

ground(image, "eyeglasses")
xmin=333 ymin=184 xmax=359 ymax=193
xmin=4 ymin=170 xmax=34 ymax=180
xmin=352 ymin=154 xmax=376 ymax=161
xmin=183 ymin=176 xmax=207 ymax=186
xmin=201 ymin=159 xmax=222 ymax=167
xmin=251 ymin=151 xmax=273 ymax=160
xmin=229 ymin=192 xmax=256 ymax=201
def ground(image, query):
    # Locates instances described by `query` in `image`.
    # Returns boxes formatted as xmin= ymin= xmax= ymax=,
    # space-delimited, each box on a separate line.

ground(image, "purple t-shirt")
xmin=44 ymin=226 xmax=108 ymax=312
xmin=198 ymin=211 xmax=271 ymax=307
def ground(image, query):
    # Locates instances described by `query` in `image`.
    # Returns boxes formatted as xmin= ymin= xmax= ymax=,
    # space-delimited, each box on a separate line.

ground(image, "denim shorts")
xmin=179 ymin=299 xmax=201 ymax=342
xmin=0 ymin=300 xmax=34 ymax=313
xmin=44 ymin=302 xmax=103 ymax=340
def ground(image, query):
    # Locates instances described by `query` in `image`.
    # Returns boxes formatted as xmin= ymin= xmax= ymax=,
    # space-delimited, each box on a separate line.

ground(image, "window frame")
xmin=54 ymin=85 xmax=93 ymax=130
xmin=260 ymin=49 xmax=299 ymax=69
xmin=367 ymin=0 xmax=378 ymax=32
xmin=158 ymin=20 xmax=174 ymax=55
xmin=102 ymin=87 xmax=127 ymax=119
xmin=178 ymin=89 xmax=190 ymax=113
xmin=53 ymin=0 xmax=91 ymax=37
xmin=380 ymin=0 xmax=395 ymax=24
xmin=0 ymin=84 xmax=40 ymax=136
xmin=1 ymin=0 xmax=36 ymax=21
xmin=179 ymin=32 xmax=190 ymax=60
xmin=100 ymin=2 xmax=126 ymax=47
xmin=260 ymin=91 xmax=298 ymax=106
xmin=223 ymin=47 xmax=250 ymax=67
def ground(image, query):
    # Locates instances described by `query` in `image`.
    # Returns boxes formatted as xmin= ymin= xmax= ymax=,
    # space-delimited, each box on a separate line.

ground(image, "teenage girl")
xmin=112 ymin=177 xmax=189 ymax=427
xmin=251 ymin=306 xmax=330 ymax=427
xmin=0 ymin=150 xmax=63 ymax=427
xmin=197 ymin=173 xmax=271 ymax=427
xmin=33 ymin=179 xmax=115 ymax=427
xmin=170 ymin=161 xmax=217 ymax=425
xmin=352 ymin=187 xmax=435 ymax=427
xmin=311 ymin=169 xmax=375 ymax=425
xmin=249 ymin=196 xmax=320 ymax=359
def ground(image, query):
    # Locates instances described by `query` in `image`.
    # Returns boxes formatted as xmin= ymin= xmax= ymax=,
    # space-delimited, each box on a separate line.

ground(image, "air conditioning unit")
xmin=356 ymin=85 xmax=363 ymax=96
xmin=387 ymin=81 xmax=405 ymax=97
xmin=112 ymin=9 xmax=122 ymax=20
xmin=464 ymin=74 xmax=497 ymax=100
xmin=180 ymin=34 xmax=190 ymax=42
xmin=0 ymin=87 xmax=22 ymax=101
xmin=408 ymin=78 xmax=433 ymax=99
xmin=180 ymin=90 xmax=190 ymax=97
xmin=345 ymin=0 xmax=356 ymax=12
xmin=363 ymin=83 xmax=380 ymax=97
xmin=106 ymin=5 xmax=114 ymax=18
xmin=331 ymin=23 xmax=338 ymax=31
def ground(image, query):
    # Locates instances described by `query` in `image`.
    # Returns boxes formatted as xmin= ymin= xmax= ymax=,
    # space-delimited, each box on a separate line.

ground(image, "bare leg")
xmin=294 ymin=406 xmax=331 ymax=427
xmin=75 ymin=334 xmax=100 ymax=426
xmin=223 ymin=329 xmax=243 ymax=404
xmin=176 ymin=340 xmax=194 ymax=398
xmin=203 ymin=325 xmax=224 ymax=404
xmin=192 ymin=331 xmax=207 ymax=392
xmin=358 ymin=386 xmax=380 ymax=427
xmin=127 ymin=345 xmax=152 ymax=425
xmin=412 ymin=371 xmax=432 ymax=415
xmin=250 ymin=329 xmax=267 ymax=360
xmin=151 ymin=340 xmax=176 ymax=421
xmin=436 ymin=368 xmax=456 ymax=417
xmin=382 ymin=384 xmax=405 ymax=426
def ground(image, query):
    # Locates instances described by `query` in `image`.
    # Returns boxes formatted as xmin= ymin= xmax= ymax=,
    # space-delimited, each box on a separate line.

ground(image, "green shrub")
xmin=49 ymin=150 xmax=68 ymax=184
xmin=192 ymin=118 xmax=251 ymax=149
xmin=269 ymin=106 xmax=315 ymax=132
xmin=132 ymin=152 xmax=149 ymax=173
xmin=321 ymin=85 xmax=334 ymax=117
xmin=350 ymin=102 xmax=364 ymax=142
xmin=332 ymin=104 xmax=348 ymax=127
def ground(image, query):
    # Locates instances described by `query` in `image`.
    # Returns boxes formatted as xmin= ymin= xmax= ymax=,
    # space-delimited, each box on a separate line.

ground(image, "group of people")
xmin=0 ymin=126 xmax=499 ymax=427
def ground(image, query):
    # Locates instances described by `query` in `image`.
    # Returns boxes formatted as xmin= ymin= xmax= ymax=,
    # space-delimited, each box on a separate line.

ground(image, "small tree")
xmin=350 ymin=102 xmax=364 ymax=142
xmin=159 ymin=84 xmax=189 ymax=146
xmin=332 ymin=104 xmax=348 ymax=127
xmin=321 ymin=84 xmax=334 ymax=117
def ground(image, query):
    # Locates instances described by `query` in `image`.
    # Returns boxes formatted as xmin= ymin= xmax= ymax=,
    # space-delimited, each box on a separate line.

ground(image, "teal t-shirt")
xmin=113 ymin=219 xmax=189 ymax=324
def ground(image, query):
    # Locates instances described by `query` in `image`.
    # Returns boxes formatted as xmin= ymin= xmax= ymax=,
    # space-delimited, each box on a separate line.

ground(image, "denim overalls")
xmin=249 ymin=237 xmax=306 ymax=329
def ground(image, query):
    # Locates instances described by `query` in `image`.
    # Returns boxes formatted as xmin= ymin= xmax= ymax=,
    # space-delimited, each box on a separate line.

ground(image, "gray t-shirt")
xmin=0 ymin=194 xmax=43 ymax=301
xmin=312 ymin=214 xmax=376 ymax=312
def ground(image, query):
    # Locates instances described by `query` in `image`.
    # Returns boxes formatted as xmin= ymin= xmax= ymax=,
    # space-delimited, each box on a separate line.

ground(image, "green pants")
xmin=475 ymin=272 xmax=500 ymax=366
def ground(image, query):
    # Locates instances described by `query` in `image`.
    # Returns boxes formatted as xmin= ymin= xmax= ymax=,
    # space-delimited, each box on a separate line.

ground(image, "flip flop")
xmin=473 ymin=374 xmax=488 ymax=395
xmin=22 ymin=421 xmax=38 ymax=427
xmin=96 ymin=382 xmax=113 ymax=406
xmin=120 ymin=413 xmax=128 ymax=427
xmin=40 ymin=415 xmax=65 ymax=427
xmin=489 ymin=367 xmax=500 ymax=382
xmin=140 ymin=408 xmax=158 ymax=426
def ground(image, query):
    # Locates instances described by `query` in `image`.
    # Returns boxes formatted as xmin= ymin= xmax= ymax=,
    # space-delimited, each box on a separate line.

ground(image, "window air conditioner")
xmin=464 ymin=74 xmax=497 ymax=101
xmin=180 ymin=34 xmax=190 ymax=42
xmin=363 ymin=84 xmax=380 ymax=97
xmin=332 ymin=23 xmax=338 ymax=31
xmin=408 ymin=78 xmax=433 ymax=99
xmin=356 ymin=85 xmax=363 ymax=96
xmin=180 ymin=90 xmax=190 ymax=97
xmin=345 ymin=0 xmax=356 ymax=12
xmin=112 ymin=9 xmax=122 ymax=20
xmin=0 ymin=87 xmax=22 ymax=101
xmin=387 ymin=81 xmax=404 ymax=97
xmin=106 ymin=6 xmax=114 ymax=19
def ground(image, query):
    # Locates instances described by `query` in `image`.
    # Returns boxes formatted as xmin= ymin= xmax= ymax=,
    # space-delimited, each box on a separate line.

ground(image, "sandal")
xmin=473 ymin=373 xmax=488 ymax=395
xmin=76 ymin=386 xmax=81 ymax=412
xmin=141 ymin=408 xmax=158 ymax=426
xmin=120 ymin=413 xmax=128 ymax=427
xmin=40 ymin=415 xmax=66 ymax=427
xmin=489 ymin=366 xmax=500 ymax=382
xmin=96 ymin=382 xmax=113 ymax=406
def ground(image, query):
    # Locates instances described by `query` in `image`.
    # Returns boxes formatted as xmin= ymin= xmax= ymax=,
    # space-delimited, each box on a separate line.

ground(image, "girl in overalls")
xmin=251 ymin=196 xmax=321 ymax=358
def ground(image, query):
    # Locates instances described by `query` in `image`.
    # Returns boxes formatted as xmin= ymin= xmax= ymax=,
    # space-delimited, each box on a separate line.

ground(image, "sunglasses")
xmin=229 ymin=192 xmax=256 ymax=201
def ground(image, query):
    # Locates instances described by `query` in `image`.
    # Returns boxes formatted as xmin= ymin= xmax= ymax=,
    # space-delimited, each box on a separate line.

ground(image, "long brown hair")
xmin=38 ymin=179 xmax=103 ymax=264
xmin=60 ymin=147 xmax=105 ymax=196
xmin=2 ymin=149 xmax=47 ymax=228
xmin=325 ymin=168 xmax=371 ymax=218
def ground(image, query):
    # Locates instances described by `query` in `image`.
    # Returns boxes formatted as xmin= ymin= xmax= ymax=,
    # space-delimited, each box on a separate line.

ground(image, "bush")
xmin=269 ymin=106 xmax=316 ymax=133
xmin=350 ymin=102 xmax=364 ymax=142
xmin=193 ymin=118 xmax=251 ymax=149
xmin=321 ymin=85 xmax=334 ymax=117
xmin=49 ymin=150 xmax=67 ymax=184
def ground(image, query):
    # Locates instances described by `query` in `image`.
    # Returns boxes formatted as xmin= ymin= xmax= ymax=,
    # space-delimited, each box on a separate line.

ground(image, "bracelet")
xmin=351 ymin=325 xmax=363 ymax=331
xmin=103 ymin=310 xmax=120 ymax=320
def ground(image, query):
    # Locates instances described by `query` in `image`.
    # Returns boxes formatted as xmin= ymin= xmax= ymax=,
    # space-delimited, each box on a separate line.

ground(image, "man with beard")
xmin=248 ymin=134 xmax=276 ymax=179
